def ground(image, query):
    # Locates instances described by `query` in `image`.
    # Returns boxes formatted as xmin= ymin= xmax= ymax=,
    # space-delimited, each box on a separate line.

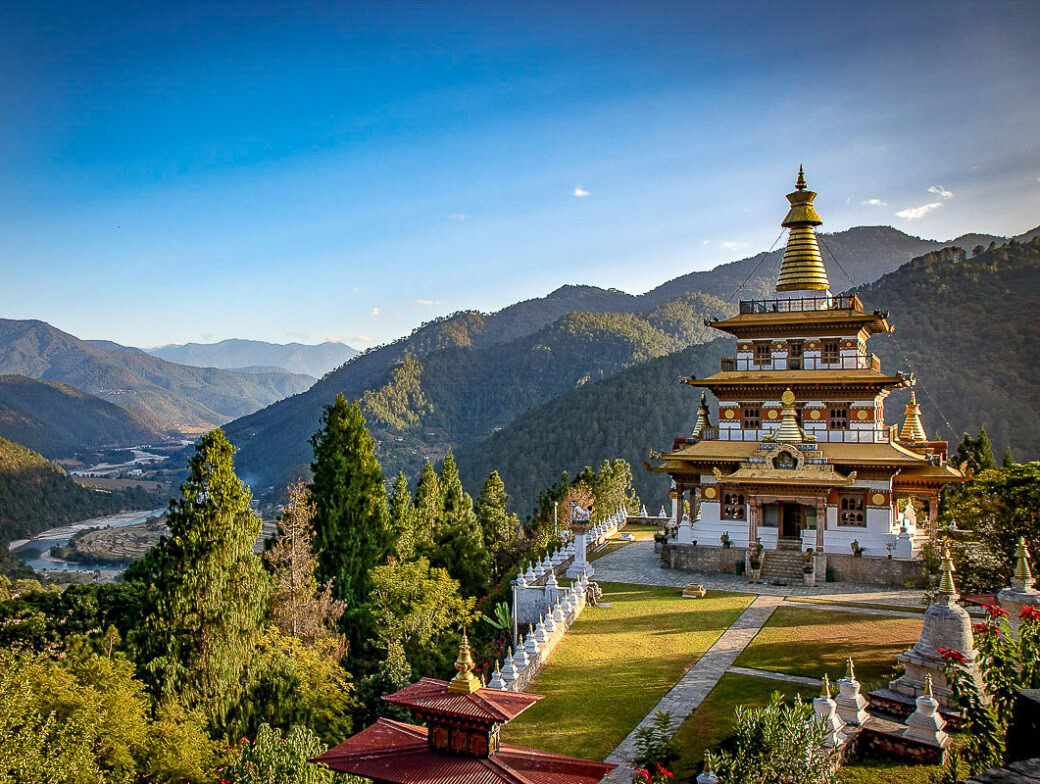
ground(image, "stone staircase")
xmin=760 ymin=538 xmax=807 ymax=585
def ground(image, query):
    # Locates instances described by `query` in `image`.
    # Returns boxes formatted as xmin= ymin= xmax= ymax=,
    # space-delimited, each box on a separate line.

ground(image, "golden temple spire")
xmin=1013 ymin=536 xmax=1035 ymax=590
xmin=820 ymin=673 xmax=832 ymax=699
xmin=448 ymin=630 xmax=482 ymax=693
xmin=900 ymin=391 xmax=927 ymax=443
xmin=692 ymin=392 xmax=712 ymax=439
xmin=844 ymin=657 xmax=856 ymax=681
xmin=776 ymin=166 xmax=831 ymax=292
xmin=775 ymin=389 xmax=804 ymax=443
xmin=938 ymin=547 xmax=958 ymax=600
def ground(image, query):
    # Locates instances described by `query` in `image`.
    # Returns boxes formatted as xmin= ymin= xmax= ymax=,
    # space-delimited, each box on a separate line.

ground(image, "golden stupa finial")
xmin=775 ymin=389 xmax=804 ymax=443
xmin=1013 ymin=536 xmax=1034 ymax=589
xmin=448 ymin=629 xmax=482 ymax=693
xmin=692 ymin=392 xmax=712 ymax=439
xmin=820 ymin=673 xmax=832 ymax=699
xmin=938 ymin=546 xmax=958 ymax=600
xmin=844 ymin=657 xmax=856 ymax=681
xmin=924 ymin=674 xmax=935 ymax=700
xmin=776 ymin=166 xmax=830 ymax=292
xmin=899 ymin=391 xmax=927 ymax=443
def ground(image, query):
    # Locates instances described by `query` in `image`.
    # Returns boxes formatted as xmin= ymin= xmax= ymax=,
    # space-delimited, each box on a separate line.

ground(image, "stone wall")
xmin=662 ymin=543 xmax=924 ymax=588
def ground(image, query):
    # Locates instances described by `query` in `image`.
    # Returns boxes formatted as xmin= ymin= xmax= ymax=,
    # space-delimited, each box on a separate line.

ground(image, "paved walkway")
xmin=594 ymin=539 xmax=926 ymax=607
xmin=726 ymin=665 xmax=822 ymax=687
xmin=604 ymin=594 xmax=784 ymax=775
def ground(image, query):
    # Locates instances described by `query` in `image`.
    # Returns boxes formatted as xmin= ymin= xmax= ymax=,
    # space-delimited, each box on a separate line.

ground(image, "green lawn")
xmin=733 ymin=607 xmax=922 ymax=689
xmin=502 ymin=582 xmax=754 ymax=760
xmin=785 ymin=597 xmax=927 ymax=614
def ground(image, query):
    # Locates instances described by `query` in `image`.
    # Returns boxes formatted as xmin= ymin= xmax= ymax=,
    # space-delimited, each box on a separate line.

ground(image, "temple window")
xmin=838 ymin=491 xmax=867 ymax=526
xmin=788 ymin=340 xmax=803 ymax=369
xmin=773 ymin=451 xmax=796 ymax=469
xmin=828 ymin=405 xmax=850 ymax=430
xmin=821 ymin=340 xmax=840 ymax=364
xmin=753 ymin=342 xmax=772 ymax=366
xmin=721 ymin=489 xmax=746 ymax=520
xmin=742 ymin=406 xmax=761 ymax=429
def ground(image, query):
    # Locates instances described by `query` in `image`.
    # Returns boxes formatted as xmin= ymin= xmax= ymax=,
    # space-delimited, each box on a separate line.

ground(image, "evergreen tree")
xmin=1003 ymin=446 xmax=1015 ymax=468
xmin=476 ymin=471 xmax=519 ymax=582
xmin=388 ymin=472 xmax=417 ymax=560
xmin=412 ymin=461 xmax=441 ymax=552
xmin=426 ymin=452 xmax=490 ymax=597
xmin=135 ymin=429 xmax=269 ymax=732
xmin=955 ymin=427 xmax=998 ymax=473
xmin=309 ymin=395 xmax=391 ymax=659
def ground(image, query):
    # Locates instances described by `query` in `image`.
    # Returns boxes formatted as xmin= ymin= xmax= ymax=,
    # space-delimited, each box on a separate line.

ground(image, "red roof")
xmin=383 ymin=678 xmax=543 ymax=724
xmin=313 ymin=719 xmax=615 ymax=784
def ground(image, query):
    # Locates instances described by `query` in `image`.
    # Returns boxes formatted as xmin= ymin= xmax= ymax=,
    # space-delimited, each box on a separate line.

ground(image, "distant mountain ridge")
xmin=0 ymin=375 xmax=168 ymax=459
xmin=147 ymin=338 xmax=357 ymax=378
xmin=0 ymin=320 xmax=315 ymax=433
xmin=220 ymin=224 xmax=1010 ymax=492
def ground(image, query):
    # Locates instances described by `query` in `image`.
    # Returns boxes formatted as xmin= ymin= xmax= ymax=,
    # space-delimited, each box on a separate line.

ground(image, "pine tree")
xmin=426 ymin=451 xmax=490 ymax=597
xmin=265 ymin=481 xmax=345 ymax=648
xmin=412 ymin=461 xmax=441 ymax=553
xmin=955 ymin=427 xmax=998 ymax=473
xmin=309 ymin=394 xmax=391 ymax=658
xmin=1003 ymin=446 xmax=1015 ymax=468
xmin=476 ymin=471 xmax=519 ymax=582
xmin=135 ymin=429 xmax=269 ymax=732
xmin=388 ymin=472 xmax=417 ymax=560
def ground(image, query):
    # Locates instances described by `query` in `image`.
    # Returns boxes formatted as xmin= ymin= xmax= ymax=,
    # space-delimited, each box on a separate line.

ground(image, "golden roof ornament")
xmin=1013 ymin=536 xmax=1034 ymax=590
xmin=775 ymin=389 xmax=804 ymax=443
xmin=776 ymin=166 xmax=831 ymax=292
xmin=938 ymin=546 xmax=959 ymax=602
xmin=900 ymin=391 xmax=928 ymax=443
xmin=448 ymin=629 xmax=482 ymax=694
xmin=844 ymin=657 xmax=856 ymax=681
xmin=692 ymin=392 xmax=712 ymax=439
xmin=820 ymin=673 xmax=832 ymax=699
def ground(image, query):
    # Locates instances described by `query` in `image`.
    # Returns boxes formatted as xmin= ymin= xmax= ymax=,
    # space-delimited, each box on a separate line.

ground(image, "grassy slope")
xmin=501 ymin=582 xmax=753 ymax=760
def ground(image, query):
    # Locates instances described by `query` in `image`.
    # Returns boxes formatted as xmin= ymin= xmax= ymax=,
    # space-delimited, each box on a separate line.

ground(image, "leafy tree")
xmin=217 ymin=723 xmax=349 ymax=784
xmin=309 ymin=395 xmax=391 ymax=659
xmin=632 ymin=711 xmax=681 ymax=770
xmin=265 ymin=481 xmax=345 ymax=649
xmin=134 ymin=429 xmax=270 ymax=732
xmin=475 ymin=471 xmax=519 ymax=582
xmin=387 ymin=472 xmax=417 ymax=560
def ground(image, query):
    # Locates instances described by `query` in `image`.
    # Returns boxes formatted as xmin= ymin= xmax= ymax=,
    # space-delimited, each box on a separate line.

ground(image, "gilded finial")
xmin=777 ymin=166 xmax=829 ymax=292
xmin=844 ymin=657 xmax=855 ymax=681
xmin=938 ymin=546 xmax=958 ymax=599
xmin=899 ymin=391 xmax=927 ymax=443
xmin=692 ymin=392 xmax=712 ymax=439
xmin=775 ymin=388 xmax=804 ymax=443
xmin=821 ymin=673 xmax=832 ymax=699
xmin=448 ymin=629 xmax=482 ymax=693
xmin=924 ymin=673 xmax=934 ymax=700
xmin=1013 ymin=536 xmax=1034 ymax=589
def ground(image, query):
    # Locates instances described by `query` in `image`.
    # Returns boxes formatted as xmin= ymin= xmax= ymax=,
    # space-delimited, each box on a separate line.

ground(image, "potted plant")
xmin=748 ymin=541 xmax=763 ymax=582
xmin=885 ymin=540 xmax=896 ymax=559
xmin=851 ymin=539 xmax=866 ymax=558
xmin=802 ymin=547 xmax=816 ymax=586
xmin=720 ymin=532 xmax=732 ymax=549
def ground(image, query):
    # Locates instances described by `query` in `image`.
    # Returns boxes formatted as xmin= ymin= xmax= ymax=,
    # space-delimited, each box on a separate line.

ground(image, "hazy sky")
xmin=2 ymin=1 xmax=1038 ymax=348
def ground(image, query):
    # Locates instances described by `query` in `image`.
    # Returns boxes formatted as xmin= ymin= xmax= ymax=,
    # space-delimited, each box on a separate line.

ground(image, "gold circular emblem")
xmin=856 ymin=409 xmax=869 ymax=420
xmin=871 ymin=493 xmax=886 ymax=505
xmin=724 ymin=409 xmax=735 ymax=419
xmin=703 ymin=487 xmax=717 ymax=499
xmin=767 ymin=409 xmax=779 ymax=419
xmin=809 ymin=409 xmax=821 ymax=420
xmin=807 ymin=342 xmax=816 ymax=349
xmin=781 ymin=389 xmax=795 ymax=405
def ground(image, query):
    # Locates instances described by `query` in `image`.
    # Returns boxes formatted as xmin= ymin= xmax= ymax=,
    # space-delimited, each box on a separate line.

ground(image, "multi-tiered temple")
xmin=647 ymin=169 xmax=964 ymax=582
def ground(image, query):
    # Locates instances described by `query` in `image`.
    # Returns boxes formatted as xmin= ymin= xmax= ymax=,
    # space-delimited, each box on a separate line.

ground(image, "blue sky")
xmin=2 ymin=0 xmax=1038 ymax=348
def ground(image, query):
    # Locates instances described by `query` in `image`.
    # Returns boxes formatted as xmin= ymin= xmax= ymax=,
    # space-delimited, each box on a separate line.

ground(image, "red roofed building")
xmin=313 ymin=633 xmax=615 ymax=784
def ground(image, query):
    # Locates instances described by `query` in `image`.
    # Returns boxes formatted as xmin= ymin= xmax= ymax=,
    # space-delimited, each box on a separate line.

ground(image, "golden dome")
xmin=776 ymin=166 xmax=831 ymax=292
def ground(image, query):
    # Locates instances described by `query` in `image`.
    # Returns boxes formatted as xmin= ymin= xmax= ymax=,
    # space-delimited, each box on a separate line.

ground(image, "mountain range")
xmin=0 ymin=320 xmax=315 ymax=434
xmin=146 ymin=338 xmax=357 ymax=378
xmin=218 ymin=224 xmax=1017 ymax=492
xmin=454 ymin=238 xmax=1040 ymax=514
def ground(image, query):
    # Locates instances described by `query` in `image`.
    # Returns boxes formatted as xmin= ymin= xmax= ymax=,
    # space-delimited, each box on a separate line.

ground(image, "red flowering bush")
xmin=633 ymin=763 xmax=674 ymax=784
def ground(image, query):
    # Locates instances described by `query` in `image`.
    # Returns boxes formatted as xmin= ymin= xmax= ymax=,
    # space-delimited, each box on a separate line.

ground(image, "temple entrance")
xmin=780 ymin=502 xmax=804 ymax=538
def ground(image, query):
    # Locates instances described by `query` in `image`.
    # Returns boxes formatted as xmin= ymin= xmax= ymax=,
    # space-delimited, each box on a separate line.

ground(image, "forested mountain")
xmin=455 ymin=238 xmax=1040 ymax=515
xmin=0 ymin=375 xmax=169 ymax=459
xmin=221 ymin=225 xmax=1001 ymax=492
xmin=0 ymin=320 xmax=315 ymax=432
xmin=0 ymin=436 xmax=162 ymax=545
xmin=147 ymin=338 xmax=357 ymax=378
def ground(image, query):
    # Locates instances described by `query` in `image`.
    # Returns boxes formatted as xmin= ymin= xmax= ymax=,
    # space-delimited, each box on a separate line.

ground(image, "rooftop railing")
xmin=738 ymin=294 xmax=863 ymax=315
xmin=720 ymin=354 xmax=882 ymax=372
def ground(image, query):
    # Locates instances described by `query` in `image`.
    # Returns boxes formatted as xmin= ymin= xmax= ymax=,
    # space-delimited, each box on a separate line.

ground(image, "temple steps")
xmin=760 ymin=545 xmax=808 ymax=585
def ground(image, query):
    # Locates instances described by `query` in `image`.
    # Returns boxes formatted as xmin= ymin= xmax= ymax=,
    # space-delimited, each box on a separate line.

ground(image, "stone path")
xmin=594 ymin=539 xmax=926 ymax=607
xmin=726 ymin=665 xmax=822 ymax=687
xmin=604 ymin=594 xmax=784 ymax=775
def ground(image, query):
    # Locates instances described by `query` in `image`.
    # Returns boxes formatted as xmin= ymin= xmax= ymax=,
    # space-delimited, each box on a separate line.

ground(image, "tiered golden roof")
xmin=776 ymin=166 xmax=831 ymax=292
xmin=691 ymin=392 xmax=712 ymax=439
xmin=900 ymin=391 xmax=928 ymax=443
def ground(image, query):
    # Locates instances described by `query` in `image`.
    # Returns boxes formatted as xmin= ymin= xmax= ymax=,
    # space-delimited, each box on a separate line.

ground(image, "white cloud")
xmin=927 ymin=185 xmax=954 ymax=199
xmin=352 ymin=335 xmax=375 ymax=343
xmin=701 ymin=240 xmax=710 ymax=246
xmin=720 ymin=240 xmax=747 ymax=250
xmin=370 ymin=307 xmax=381 ymax=317
xmin=414 ymin=299 xmax=443 ymax=306
xmin=449 ymin=212 xmax=467 ymax=221
xmin=324 ymin=336 xmax=344 ymax=343
xmin=895 ymin=202 xmax=942 ymax=220
xmin=862 ymin=198 xmax=887 ymax=207
xmin=573 ymin=187 xmax=590 ymax=197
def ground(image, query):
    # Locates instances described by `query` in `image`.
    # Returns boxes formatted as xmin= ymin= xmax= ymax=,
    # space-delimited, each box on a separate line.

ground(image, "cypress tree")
xmin=1003 ymin=446 xmax=1015 ymax=468
xmin=476 ymin=470 xmax=519 ymax=582
xmin=309 ymin=394 xmax=391 ymax=657
xmin=135 ymin=429 xmax=269 ymax=732
xmin=412 ymin=461 xmax=441 ymax=552
xmin=427 ymin=451 xmax=490 ymax=597
xmin=388 ymin=472 xmax=416 ymax=560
